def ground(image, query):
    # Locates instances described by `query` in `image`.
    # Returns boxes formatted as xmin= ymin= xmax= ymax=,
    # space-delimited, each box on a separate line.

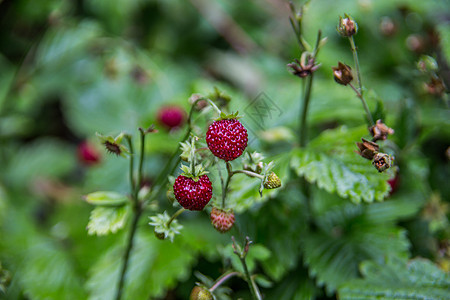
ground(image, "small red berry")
xmin=77 ymin=141 xmax=101 ymax=166
xmin=157 ymin=106 xmax=186 ymax=129
xmin=206 ymin=119 xmax=248 ymax=161
xmin=210 ymin=207 xmax=235 ymax=233
xmin=173 ymin=175 xmax=212 ymax=211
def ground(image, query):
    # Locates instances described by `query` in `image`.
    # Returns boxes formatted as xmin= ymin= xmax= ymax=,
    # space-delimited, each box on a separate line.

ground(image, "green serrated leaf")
xmin=87 ymin=205 xmax=130 ymax=236
xmin=302 ymin=188 xmax=410 ymax=295
xmin=84 ymin=191 xmax=128 ymax=206
xmin=291 ymin=126 xmax=392 ymax=203
xmin=338 ymin=256 xmax=450 ymax=300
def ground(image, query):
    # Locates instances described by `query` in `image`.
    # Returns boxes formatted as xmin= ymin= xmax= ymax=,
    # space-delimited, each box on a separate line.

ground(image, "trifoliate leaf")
xmin=87 ymin=205 xmax=130 ymax=236
xmin=291 ymin=126 xmax=392 ymax=203
xmin=338 ymin=256 xmax=450 ymax=299
xmin=84 ymin=191 xmax=129 ymax=206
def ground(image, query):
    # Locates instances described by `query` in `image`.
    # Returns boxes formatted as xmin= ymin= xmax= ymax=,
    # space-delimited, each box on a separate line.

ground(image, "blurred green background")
xmin=0 ymin=0 xmax=449 ymax=299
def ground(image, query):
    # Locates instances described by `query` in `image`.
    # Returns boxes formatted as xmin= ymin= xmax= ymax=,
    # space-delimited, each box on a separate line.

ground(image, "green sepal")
xmin=179 ymin=164 xmax=208 ymax=181
xmin=84 ymin=191 xmax=129 ymax=206
xmin=215 ymin=110 xmax=242 ymax=121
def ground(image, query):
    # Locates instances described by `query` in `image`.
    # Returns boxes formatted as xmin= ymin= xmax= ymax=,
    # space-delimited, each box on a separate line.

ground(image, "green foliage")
xmin=87 ymin=205 xmax=130 ymax=236
xmin=87 ymin=219 xmax=227 ymax=299
xmin=301 ymin=188 xmax=412 ymax=294
xmin=0 ymin=205 xmax=86 ymax=299
xmin=219 ymin=242 xmax=271 ymax=275
xmin=338 ymin=256 xmax=450 ymax=299
xmin=84 ymin=191 xmax=129 ymax=206
xmin=291 ymin=126 xmax=392 ymax=203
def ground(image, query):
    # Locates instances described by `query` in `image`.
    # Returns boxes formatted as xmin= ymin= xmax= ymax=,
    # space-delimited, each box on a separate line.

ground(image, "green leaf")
xmin=84 ymin=191 xmax=129 ymax=206
xmin=87 ymin=218 xmax=227 ymax=299
xmin=291 ymin=126 xmax=392 ymax=203
xmin=302 ymin=188 xmax=410 ymax=294
xmin=87 ymin=205 xmax=130 ymax=236
xmin=0 ymin=206 xmax=86 ymax=299
xmin=338 ymin=256 xmax=450 ymax=299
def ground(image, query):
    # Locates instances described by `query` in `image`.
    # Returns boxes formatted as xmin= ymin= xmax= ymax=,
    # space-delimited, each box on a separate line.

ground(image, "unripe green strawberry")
xmin=210 ymin=207 xmax=235 ymax=233
xmin=190 ymin=286 xmax=213 ymax=300
xmin=264 ymin=172 xmax=281 ymax=189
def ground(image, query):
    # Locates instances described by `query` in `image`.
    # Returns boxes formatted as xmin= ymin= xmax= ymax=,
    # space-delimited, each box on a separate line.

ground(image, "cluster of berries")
xmin=173 ymin=117 xmax=248 ymax=233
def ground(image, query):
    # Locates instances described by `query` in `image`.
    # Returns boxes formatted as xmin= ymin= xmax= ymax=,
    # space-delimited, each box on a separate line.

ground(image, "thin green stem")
xmin=298 ymin=31 xmax=322 ymax=147
xmin=222 ymin=162 xmax=233 ymax=208
xmin=115 ymin=207 xmax=142 ymax=300
xmin=206 ymin=98 xmax=222 ymax=115
xmin=167 ymin=208 xmax=185 ymax=227
xmin=137 ymin=128 xmax=146 ymax=195
xmin=299 ymin=74 xmax=314 ymax=147
xmin=231 ymin=169 xmax=264 ymax=179
xmin=125 ymin=135 xmax=136 ymax=195
xmin=349 ymin=36 xmax=362 ymax=95
xmin=209 ymin=271 xmax=240 ymax=292
xmin=240 ymin=257 xmax=262 ymax=300
xmin=349 ymin=82 xmax=374 ymax=126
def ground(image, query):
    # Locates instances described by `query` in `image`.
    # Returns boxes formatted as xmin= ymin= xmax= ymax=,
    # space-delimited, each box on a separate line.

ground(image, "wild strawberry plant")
xmin=0 ymin=0 xmax=448 ymax=299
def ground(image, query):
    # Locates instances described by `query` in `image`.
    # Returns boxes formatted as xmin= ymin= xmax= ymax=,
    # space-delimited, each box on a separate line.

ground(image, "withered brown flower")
xmin=372 ymin=153 xmax=392 ymax=173
xmin=332 ymin=62 xmax=353 ymax=85
xmin=356 ymin=138 xmax=379 ymax=160
xmin=287 ymin=52 xmax=320 ymax=78
xmin=369 ymin=119 xmax=394 ymax=142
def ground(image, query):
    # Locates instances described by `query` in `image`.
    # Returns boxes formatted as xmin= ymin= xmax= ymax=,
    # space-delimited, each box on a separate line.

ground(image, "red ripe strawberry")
xmin=206 ymin=119 xmax=248 ymax=161
xmin=210 ymin=207 xmax=235 ymax=233
xmin=77 ymin=141 xmax=101 ymax=166
xmin=157 ymin=106 xmax=186 ymax=129
xmin=173 ymin=174 xmax=212 ymax=211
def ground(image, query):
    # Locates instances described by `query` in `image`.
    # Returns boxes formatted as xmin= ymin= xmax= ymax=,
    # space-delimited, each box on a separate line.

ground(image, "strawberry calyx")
xmin=215 ymin=110 xmax=242 ymax=121
xmin=179 ymin=164 xmax=208 ymax=182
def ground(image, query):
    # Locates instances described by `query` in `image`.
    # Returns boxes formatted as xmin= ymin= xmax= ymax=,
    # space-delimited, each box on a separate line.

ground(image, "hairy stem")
xmin=231 ymin=169 xmax=264 ymax=179
xmin=299 ymin=74 xmax=314 ymax=147
xmin=209 ymin=271 xmax=240 ymax=292
xmin=349 ymin=82 xmax=374 ymax=126
xmin=349 ymin=36 xmax=363 ymax=95
xmin=222 ymin=162 xmax=233 ymax=208
xmin=125 ymin=135 xmax=135 ymax=194
xmin=137 ymin=129 xmax=146 ymax=196
xmin=299 ymin=30 xmax=322 ymax=147
xmin=167 ymin=208 xmax=185 ymax=227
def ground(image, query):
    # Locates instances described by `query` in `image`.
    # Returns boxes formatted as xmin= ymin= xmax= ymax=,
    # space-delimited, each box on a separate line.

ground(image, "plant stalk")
xmin=240 ymin=256 xmax=262 ymax=300
xmin=115 ymin=207 xmax=142 ymax=300
xmin=299 ymin=74 xmax=314 ymax=147
xmin=167 ymin=208 xmax=185 ymax=227
xmin=209 ymin=271 xmax=240 ymax=292
xmin=349 ymin=82 xmax=374 ymax=126
xmin=115 ymin=130 xmax=147 ymax=300
xmin=349 ymin=36 xmax=362 ymax=95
